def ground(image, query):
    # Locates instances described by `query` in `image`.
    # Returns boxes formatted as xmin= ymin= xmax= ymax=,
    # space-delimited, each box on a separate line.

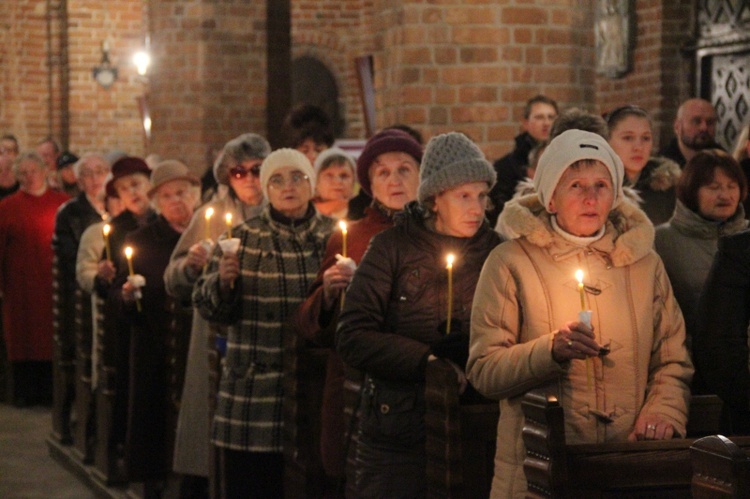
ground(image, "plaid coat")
xmin=194 ymin=205 xmax=333 ymax=451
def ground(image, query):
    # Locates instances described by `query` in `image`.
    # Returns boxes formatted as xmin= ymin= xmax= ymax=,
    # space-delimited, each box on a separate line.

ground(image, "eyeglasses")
xmin=230 ymin=165 xmax=261 ymax=179
xmin=268 ymin=172 xmax=309 ymax=189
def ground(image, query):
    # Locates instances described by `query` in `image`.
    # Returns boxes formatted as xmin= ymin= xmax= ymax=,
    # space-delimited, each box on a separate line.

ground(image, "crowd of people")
xmin=0 ymin=96 xmax=749 ymax=498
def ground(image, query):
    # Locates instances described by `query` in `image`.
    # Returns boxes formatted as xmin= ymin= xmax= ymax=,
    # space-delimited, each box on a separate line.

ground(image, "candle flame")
xmin=205 ymin=207 xmax=214 ymax=221
xmin=124 ymin=246 xmax=133 ymax=259
xmin=446 ymin=253 xmax=455 ymax=269
xmin=225 ymin=212 xmax=232 ymax=225
xmin=338 ymin=220 xmax=347 ymax=233
xmin=102 ymin=224 xmax=110 ymax=236
xmin=575 ymin=269 xmax=584 ymax=284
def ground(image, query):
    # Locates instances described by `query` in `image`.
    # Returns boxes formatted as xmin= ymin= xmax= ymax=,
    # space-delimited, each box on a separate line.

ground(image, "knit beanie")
xmin=313 ymin=146 xmax=355 ymax=177
xmin=417 ymin=132 xmax=496 ymax=202
xmin=260 ymin=148 xmax=316 ymax=199
xmin=356 ymin=129 xmax=423 ymax=196
xmin=214 ymin=133 xmax=272 ymax=185
xmin=534 ymin=129 xmax=624 ymax=212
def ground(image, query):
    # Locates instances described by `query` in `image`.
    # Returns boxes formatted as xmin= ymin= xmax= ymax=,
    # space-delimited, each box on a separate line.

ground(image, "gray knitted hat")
xmin=417 ymin=132 xmax=496 ymax=202
xmin=213 ymin=133 xmax=272 ymax=185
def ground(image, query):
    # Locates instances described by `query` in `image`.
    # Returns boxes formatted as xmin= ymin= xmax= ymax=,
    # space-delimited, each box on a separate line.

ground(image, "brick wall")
xmin=366 ymin=0 xmax=596 ymax=161
xmin=0 ymin=1 xmax=146 ymax=157
xmin=0 ymin=0 xmax=710 ymax=169
xmin=67 ymin=0 xmax=147 ymax=157
xmin=147 ymin=1 xmax=267 ymax=174
xmin=291 ymin=0 xmax=369 ymax=139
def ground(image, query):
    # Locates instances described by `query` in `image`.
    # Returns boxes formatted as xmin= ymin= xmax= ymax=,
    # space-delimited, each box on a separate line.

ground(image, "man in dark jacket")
xmin=488 ymin=94 xmax=557 ymax=225
xmin=659 ymin=98 xmax=723 ymax=167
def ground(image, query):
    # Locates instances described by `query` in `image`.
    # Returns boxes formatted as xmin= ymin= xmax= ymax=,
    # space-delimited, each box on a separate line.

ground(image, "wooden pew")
xmin=691 ymin=434 xmax=750 ymax=498
xmin=92 ymin=296 xmax=127 ymax=485
xmin=51 ymin=256 xmax=76 ymax=444
xmin=522 ymin=390 xmax=740 ymax=498
xmin=424 ymin=359 xmax=499 ymax=499
xmin=72 ymin=288 xmax=96 ymax=463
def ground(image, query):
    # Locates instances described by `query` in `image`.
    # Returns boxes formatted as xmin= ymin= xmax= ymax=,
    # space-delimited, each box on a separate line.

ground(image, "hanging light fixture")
xmin=93 ymin=40 xmax=118 ymax=89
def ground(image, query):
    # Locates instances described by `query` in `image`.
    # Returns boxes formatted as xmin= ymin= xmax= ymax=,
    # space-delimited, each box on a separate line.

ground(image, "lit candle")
xmin=339 ymin=220 xmax=348 ymax=258
xmin=575 ymin=269 xmax=592 ymax=387
xmin=204 ymin=207 xmax=214 ymax=241
xmin=124 ymin=246 xmax=134 ymax=276
xmin=124 ymin=246 xmax=141 ymax=312
xmin=575 ymin=269 xmax=586 ymax=311
xmin=225 ymin=212 xmax=233 ymax=239
xmin=446 ymin=254 xmax=455 ymax=333
xmin=102 ymin=224 xmax=112 ymax=261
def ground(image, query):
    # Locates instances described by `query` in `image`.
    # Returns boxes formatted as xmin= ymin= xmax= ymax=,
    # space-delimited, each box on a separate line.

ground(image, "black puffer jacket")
xmin=337 ymin=202 xmax=501 ymax=382
xmin=694 ymin=229 xmax=750 ymax=434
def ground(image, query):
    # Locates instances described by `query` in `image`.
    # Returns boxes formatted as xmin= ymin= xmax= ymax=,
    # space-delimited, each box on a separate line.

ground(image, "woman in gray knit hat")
xmin=337 ymin=132 xmax=501 ymax=497
xmin=164 ymin=132 xmax=270 ymax=491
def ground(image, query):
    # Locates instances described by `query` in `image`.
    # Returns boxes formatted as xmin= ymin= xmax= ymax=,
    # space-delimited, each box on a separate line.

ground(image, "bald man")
xmin=659 ymin=98 xmax=723 ymax=167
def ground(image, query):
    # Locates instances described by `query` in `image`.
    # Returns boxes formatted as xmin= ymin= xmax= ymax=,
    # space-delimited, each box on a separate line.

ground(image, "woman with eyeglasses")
xmin=165 ymin=133 xmax=270 ymax=494
xmin=606 ymin=105 xmax=681 ymax=225
xmin=194 ymin=148 xmax=334 ymax=498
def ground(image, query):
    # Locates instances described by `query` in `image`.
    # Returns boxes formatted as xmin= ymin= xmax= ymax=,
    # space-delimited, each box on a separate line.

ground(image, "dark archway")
xmin=291 ymin=56 xmax=344 ymax=137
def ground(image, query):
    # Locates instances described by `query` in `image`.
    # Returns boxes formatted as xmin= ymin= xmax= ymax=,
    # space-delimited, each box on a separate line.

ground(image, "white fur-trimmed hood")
xmin=496 ymin=193 xmax=655 ymax=267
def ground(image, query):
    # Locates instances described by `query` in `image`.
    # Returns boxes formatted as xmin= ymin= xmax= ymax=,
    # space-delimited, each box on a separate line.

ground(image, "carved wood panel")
xmin=697 ymin=0 xmax=750 ymax=150
xmin=710 ymin=50 xmax=750 ymax=149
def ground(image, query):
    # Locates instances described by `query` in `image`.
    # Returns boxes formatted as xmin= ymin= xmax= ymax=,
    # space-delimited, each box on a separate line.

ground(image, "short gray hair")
xmin=73 ymin=153 xmax=110 ymax=178
xmin=12 ymin=150 xmax=45 ymax=176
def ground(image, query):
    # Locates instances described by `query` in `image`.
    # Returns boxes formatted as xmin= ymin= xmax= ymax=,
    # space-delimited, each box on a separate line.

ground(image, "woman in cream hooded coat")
xmin=467 ymin=130 xmax=693 ymax=498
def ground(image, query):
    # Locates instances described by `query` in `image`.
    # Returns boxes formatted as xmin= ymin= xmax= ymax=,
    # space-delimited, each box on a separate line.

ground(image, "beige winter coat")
xmin=468 ymin=194 xmax=693 ymax=498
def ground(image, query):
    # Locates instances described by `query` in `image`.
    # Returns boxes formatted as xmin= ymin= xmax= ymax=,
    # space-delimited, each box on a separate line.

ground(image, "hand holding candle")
xmin=124 ymin=246 xmax=142 ymax=312
xmin=102 ymin=223 xmax=112 ymax=261
xmin=446 ymin=254 xmax=455 ymax=333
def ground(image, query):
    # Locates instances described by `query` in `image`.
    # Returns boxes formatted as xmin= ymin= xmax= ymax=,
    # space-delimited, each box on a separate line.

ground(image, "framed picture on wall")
xmin=596 ymin=0 xmax=633 ymax=79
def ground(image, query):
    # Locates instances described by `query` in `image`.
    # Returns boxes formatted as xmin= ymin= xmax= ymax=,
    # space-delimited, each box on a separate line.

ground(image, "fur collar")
xmin=497 ymin=193 xmax=655 ymax=267
xmin=631 ymin=157 xmax=681 ymax=192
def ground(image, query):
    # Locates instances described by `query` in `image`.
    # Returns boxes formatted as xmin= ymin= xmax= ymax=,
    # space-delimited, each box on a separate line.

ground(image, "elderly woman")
xmin=295 ymin=128 xmax=422 ymax=494
xmin=0 ymin=151 xmax=69 ymax=406
xmin=655 ymin=150 xmax=747 ymax=349
xmin=52 ymin=152 xmax=110 ymax=439
xmin=311 ymin=146 xmax=356 ymax=219
xmin=606 ymin=105 xmax=681 ymax=225
xmin=165 ymin=133 xmax=270 ymax=492
xmin=109 ymin=160 xmax=200 ymax=494
xmin=194 ymin=148 xmax=334 ymax=498
xmin=93 ymin=156 xmax=154 ymax=464
xmin=468 ymin=130 xmax=693 ymax=498
xmin=336 ymin=132 xmax=500 ymax=497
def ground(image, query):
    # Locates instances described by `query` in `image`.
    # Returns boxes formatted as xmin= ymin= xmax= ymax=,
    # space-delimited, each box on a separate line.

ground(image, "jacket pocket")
xmin=360 ymin=379 xmax=425 ymax=445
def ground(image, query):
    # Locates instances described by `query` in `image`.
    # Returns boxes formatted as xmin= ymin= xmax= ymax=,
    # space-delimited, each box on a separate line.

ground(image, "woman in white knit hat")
xmin=467 ymin=129 xmax=693 ymax=498
xmin=194 ymin=148 xmax=334 ymax=498
xmin=337 ymin=132 xmax=501 ymax=497
xmin=311 ymin=146 xmax=356 ymax=219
